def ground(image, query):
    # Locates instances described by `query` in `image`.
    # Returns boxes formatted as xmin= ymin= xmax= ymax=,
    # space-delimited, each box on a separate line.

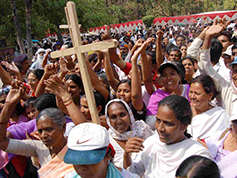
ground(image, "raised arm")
xmin=200 ymin=18 xmax=230 ymax=90
xmin=86 ymin=59 xmax=109 ymax=101
xmin=131 ymin=41 xmax=146 ymax=111
xmin=0 ymin=62 xmax=18 ymax=84
xmin=187 ymin=26 xmax=209 ymax=61
xmin=41 ymin=50 xmax=50 ymax=68
xmin=156 ymin=30 xmax=164 ymax=68
xmin=45 ymin=76 xmax=87 ymax=125
xmin=102 ymin=49 xmax=120 ymax=91
xmin=101 ymin=33 xmax=127 ymax=70
xmin=0 ymin=82 xmax=24 ymax=150
xmin=140 ymin=38 xmax=156 ymax=95
xmin=34 ymin=63 xmax=58 ymax=97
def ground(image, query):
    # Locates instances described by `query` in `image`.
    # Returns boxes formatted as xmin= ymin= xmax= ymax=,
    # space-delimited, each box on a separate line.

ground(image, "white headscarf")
xmin=105 ymin=99 xmax=150 ymax=141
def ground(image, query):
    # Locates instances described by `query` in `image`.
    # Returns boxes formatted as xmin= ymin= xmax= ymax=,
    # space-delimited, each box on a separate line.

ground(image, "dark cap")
xmin=158 ymin=61 xmax=180 ymax=75
xmin=13 ymin=54 xmax=28 ymax=64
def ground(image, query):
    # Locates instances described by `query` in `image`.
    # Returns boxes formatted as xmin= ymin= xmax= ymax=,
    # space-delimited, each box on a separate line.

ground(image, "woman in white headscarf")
xmin=105 ymin=99 xmax=153 ymax=168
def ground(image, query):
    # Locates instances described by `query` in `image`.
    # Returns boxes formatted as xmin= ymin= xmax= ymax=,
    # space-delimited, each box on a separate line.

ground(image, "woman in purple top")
xmin=200 ymin=114 xmax=237 ymax=178
xmin=146 ymin=61 xmax=190 ymax=130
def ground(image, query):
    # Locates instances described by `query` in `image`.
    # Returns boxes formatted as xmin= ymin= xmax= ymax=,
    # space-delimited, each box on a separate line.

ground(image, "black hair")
xmin=117 ymin=79 xmax=131 ymax=89
xmin=168 ymin=48 xmax=182 ymax=59
xmin=165 ymin=43 xmax=178 ymax=53
xmin=175 ymin=34 xmax=186 ymax=41
xmin=158 ymin=95 xmax=192 ymax=125
xmin=98 ymin=73 xmax=110 ymax=91
xmin=176 ymin=61 xmax=186 ymax=84
xmin=24 ymin=97 xmax=37 ymax=109
xmin=88 ymin=53 xmax=98 ymax=63
xmin=176 ymin=155 xmax=220 ymax=178
xmin=146 ymin=50 xmax=156 ymax=64
xmin=65 ymin=74 xmax=84 ymax=94
xmin=34 ymin=93 xmax=57 ymax=111
xmin=191 ymin=75 xmax=218 ymax=100
xmin=216 ymin=30 xmax=232 ymax=42
xmin=179 ymin=43 xmax=187 ymax=49
xmin=210 ymin=38 xmax=223 ymax=64
xmin=27 ymin=69 xmax=44 ymax=80
xmin=181 ymin=56 xmax=195 ymax=66
xmin=128 ymin=40 xmax=135 ymax=46
xmin=16 ymin=102 xmax=24 ymax=116
xmin=187 ymin=39 xmax=194 ymax=44
xmin=81 ymin=91 xmax=106 ymax=116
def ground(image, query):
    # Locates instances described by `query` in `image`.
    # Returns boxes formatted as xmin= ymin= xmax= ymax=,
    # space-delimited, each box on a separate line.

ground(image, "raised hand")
xmin=135 ymin=38 xmax=145 ymax=48
xmin=125 ymin=137 xmax=144 ymax=153
xmin=156 ymin=29 xmax=164 ymax=39
xmin=205 ymin=18 xmax=230 ymax=37
xmin=44 ymin=75 xmax=71 ymax=102
xmin=59 ymin=57 xmax=68 ymax=74
xmin=44 ymin=63 xmax=58 ymax=76
xmin=1 ymin=61 xmax=20 ymax=74
xmin=5 ymin=81 xmax=25 ymax=105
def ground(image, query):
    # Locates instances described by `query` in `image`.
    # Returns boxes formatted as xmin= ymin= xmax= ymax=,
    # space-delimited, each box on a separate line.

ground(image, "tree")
xmin=10 ymin=0 xmax=25 ymax=54
xmin=24 ymin=0 xmax=33 ymax=60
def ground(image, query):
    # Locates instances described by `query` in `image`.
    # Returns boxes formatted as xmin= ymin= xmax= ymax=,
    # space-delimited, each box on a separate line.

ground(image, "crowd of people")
xmin=0 ymin=17 xmax=236 ymax=178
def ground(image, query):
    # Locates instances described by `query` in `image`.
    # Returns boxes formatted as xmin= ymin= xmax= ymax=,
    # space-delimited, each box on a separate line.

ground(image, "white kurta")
xmin=187 ymin=106 xmax=229 ymax=140
xmin=128 ymin=131 xmax=212 ymax=178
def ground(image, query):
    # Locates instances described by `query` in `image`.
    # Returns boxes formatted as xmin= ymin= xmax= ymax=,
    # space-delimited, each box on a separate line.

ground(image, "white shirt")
xmin=128 ymin=131 xmax=212 ymax=178
xmin=187 ymin=106 xmax=229 ymax=140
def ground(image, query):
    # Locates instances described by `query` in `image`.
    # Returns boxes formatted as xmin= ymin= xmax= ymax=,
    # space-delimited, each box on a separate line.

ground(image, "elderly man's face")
xmin=119 ymin=46 xmax=128 ymax=54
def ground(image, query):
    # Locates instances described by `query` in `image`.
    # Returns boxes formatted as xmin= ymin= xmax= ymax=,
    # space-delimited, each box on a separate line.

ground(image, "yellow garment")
xmin=38 ymin=145 xmax=74 ymax=178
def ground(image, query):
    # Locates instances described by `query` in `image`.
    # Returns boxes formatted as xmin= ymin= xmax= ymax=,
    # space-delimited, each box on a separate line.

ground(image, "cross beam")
xmin=50 ymin=1 xmax=118 ymax=124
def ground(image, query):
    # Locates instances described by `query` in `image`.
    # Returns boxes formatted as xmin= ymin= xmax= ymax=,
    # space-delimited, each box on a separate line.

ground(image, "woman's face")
xmin=37 ymin=116 xmax=65 ymax=148
xmin=27 ymin=72 xmax=39 ymax=91
xmin=189 ymin=82 xmax=212 ymax=112
xmin=180 ymin=46 xmax=187 ymax=58
xmin=66 ymin=79 xmax=81 ymax=99
xmin=116 ymin=83 xmax=131 ymax=103
xmin=108 ymin=102 xmax=130 ymax=133
xmin=26 ymin=105 xmax=39 ymax=120
xmin=155 ymin=105 xmax=187 ymax=145
xmin=80 ymin=97 xmax=91 ymax=122
xmin=161 ymin=67 xmax=180 ymax=92
xmin=182 ymin=59 xmax=195 ymax=76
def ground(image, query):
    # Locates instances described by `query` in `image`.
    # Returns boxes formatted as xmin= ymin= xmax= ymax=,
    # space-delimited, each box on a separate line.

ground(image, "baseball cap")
xmin=158 ymin=61 xmax=180 ymax=75
xmin=64 ymin=123 xmax=110 ymax=165
xmin=223 ymin=44 xmax=233 ymax=56
xmin=120 ymin=42 xmax=129 ymax=49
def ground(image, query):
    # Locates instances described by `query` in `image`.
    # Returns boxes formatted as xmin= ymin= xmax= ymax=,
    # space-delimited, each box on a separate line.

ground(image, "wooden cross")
xmin=50 ymin=1 xmax=118 ymax=124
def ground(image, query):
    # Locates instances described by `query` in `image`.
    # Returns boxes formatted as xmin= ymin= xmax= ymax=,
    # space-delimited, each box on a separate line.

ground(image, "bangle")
xmin=64 ymin=100 xmax=73 ymax=107
xmin=39 ymin=81 xmax=45 ymax=86
xmin=63 ymin=97 xmax=72 ymax=104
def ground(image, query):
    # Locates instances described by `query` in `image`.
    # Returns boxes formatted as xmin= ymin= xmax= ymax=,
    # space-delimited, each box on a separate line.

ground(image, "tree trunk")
xmin=57 ymin=29 xmax=64 ymax=46
xmin=24 ymin=0 xmax=33 ymax=61
xmin=10 ymin=0 xmax=25 ymax=54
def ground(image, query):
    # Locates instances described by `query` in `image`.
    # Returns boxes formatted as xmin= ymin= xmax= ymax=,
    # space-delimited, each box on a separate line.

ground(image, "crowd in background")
xmin=0 ymin=18 xmax=236 ymax=178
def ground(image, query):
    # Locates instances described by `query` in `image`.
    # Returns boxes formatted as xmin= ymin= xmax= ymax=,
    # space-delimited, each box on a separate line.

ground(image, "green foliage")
xmin=0 ymin=0 xmax=236 ymax=43
xmin=142 ymin=15 xmax=155 ymax=28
